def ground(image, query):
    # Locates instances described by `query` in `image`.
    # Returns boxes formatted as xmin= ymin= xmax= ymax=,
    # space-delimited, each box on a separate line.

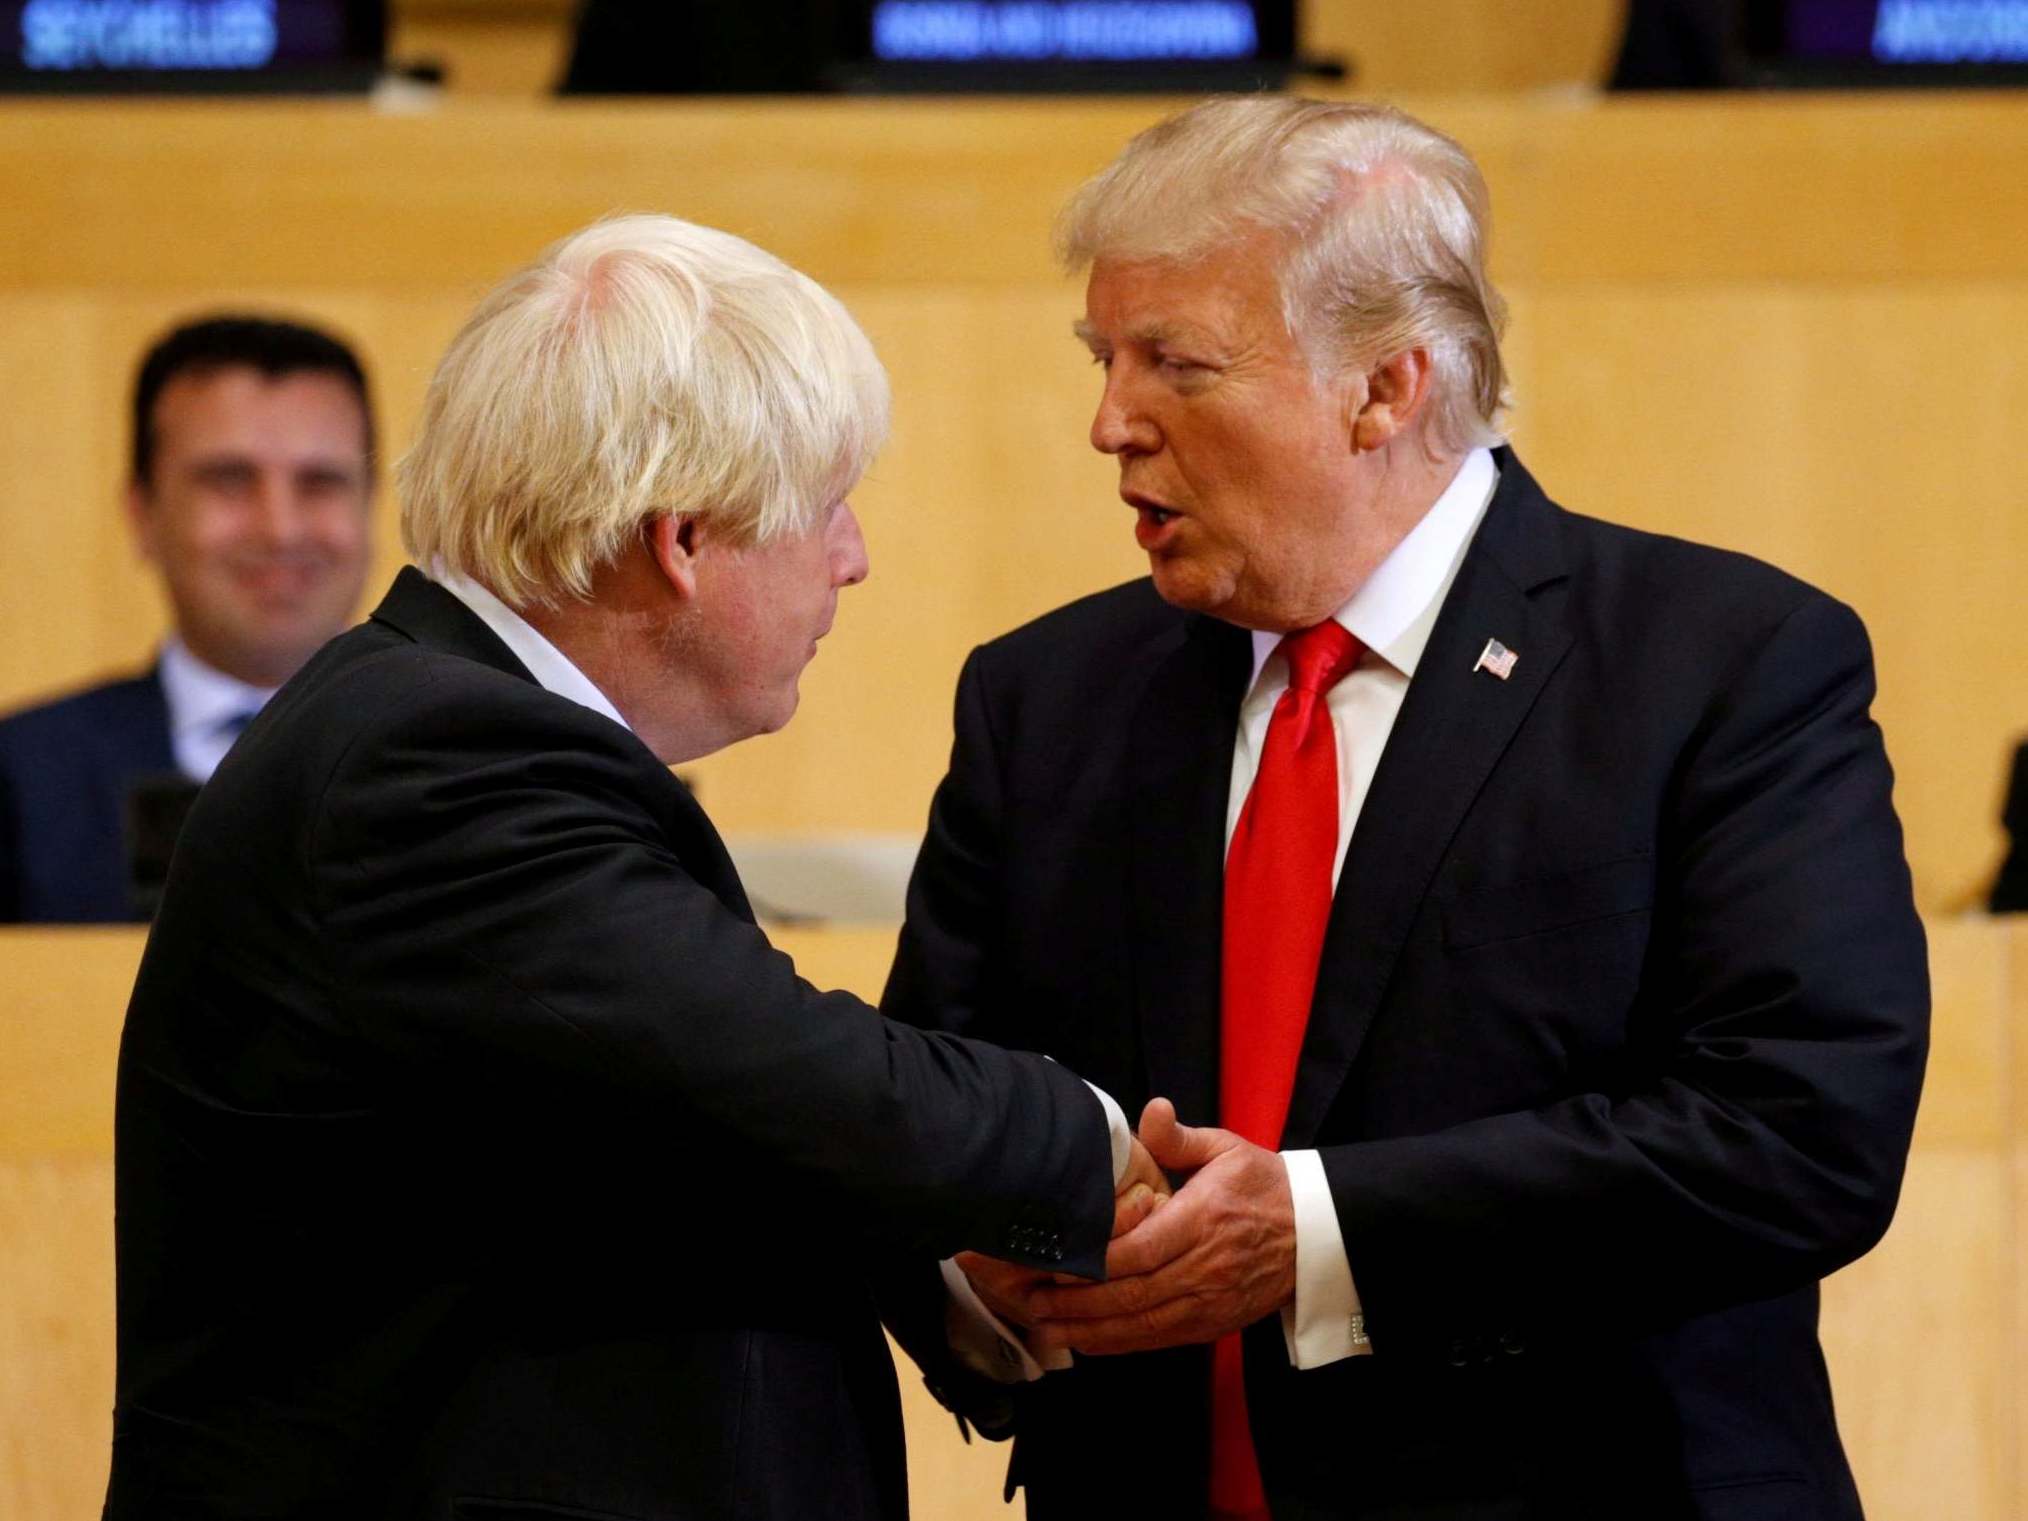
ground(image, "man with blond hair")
xmin=884 ymin=99 xmax=1928 ymax=1520
xmin=106 ymin=214 xmax=1161 ymax=1521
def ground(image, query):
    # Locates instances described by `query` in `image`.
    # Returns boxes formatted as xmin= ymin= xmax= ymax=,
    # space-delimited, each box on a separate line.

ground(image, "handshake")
xmin=960 ymin=1098 xmax=1298 ymax=1357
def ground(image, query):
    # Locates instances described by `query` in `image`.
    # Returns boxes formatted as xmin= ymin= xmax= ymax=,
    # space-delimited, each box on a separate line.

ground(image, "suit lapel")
xmin=1282 ymin=456 xmax=1575 ymax=1147
xmin=1128 ymin=613 xmax=1252 ymax=1128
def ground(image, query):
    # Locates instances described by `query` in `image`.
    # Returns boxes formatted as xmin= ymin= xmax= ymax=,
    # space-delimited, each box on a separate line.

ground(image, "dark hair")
xmin=131 ymin=315 xmax=374 ymax=485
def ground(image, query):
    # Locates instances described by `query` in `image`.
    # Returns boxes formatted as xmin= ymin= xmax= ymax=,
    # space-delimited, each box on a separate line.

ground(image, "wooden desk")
xmin=4 ymin=919 xmax=2025 ymax=1519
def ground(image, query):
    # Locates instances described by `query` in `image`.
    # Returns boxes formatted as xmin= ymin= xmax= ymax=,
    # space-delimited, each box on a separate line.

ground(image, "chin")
xmin=1148 ymin=560 xmax=1238 ymax=620
xmin=754 ymin=693 xmax=800 ymax=736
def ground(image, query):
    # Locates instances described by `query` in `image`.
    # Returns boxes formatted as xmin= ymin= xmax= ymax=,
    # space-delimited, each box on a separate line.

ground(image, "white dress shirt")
xmin=1241 ymin=447 xmax=1498 ymax=1368
xmin=433 ymin=570 xmax=633 ymax=733
xmin=158 ymin=638 xmax=278 ymax=782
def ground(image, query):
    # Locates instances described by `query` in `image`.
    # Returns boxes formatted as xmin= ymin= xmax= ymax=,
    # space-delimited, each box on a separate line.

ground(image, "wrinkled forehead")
xmin=1076 ymin=236 xmax=1293 ymax=347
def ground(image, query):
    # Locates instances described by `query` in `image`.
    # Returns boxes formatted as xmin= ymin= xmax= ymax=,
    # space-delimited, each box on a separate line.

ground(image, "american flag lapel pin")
xmin=1473 ymin=638 xmax=1518 ymax=680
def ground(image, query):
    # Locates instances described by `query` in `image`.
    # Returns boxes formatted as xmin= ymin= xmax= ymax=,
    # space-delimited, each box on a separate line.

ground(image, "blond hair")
xmin=400 ymin=214 xmax=890 ymax=607
xmin=1058 ymin=97 xmax=1509 ymax=453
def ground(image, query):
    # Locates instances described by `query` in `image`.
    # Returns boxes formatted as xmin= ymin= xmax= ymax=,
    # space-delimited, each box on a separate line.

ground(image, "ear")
xmin=125 ymin=478 xmax=162 ymax=564
xmin=645 ymin=514 xmax=703 ymax=601
xmin=1351 ymin=348 xmax=1434 ymax=453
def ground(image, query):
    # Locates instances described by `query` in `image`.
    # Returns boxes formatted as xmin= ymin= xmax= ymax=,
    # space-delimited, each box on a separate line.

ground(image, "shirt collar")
xmin=430 ymin=568 xmax=633 ymax=733
xmin=158 ymin=636 xmax=276 ymax=747
xmin=1246 ymin=446 xmax=1499 ymax=690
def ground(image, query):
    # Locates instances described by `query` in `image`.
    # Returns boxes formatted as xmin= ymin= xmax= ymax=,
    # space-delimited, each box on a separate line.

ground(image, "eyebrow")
xmin=1070 ymin=316 xmax=1212 ymax=351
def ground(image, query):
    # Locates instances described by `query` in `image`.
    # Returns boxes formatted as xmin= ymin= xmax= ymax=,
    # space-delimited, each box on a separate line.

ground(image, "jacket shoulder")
xmin=975 ymin=578 xmax=1184 ymax=669
xmin=1557 ymin=506 xmax=1839 ymax=627
xmin=0 ymin=672 xmax=170 ymax=785
xmin=0 ymin=671 xmax=163 ymax=751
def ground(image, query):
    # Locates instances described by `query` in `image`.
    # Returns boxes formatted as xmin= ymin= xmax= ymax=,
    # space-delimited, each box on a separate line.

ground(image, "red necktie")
xmin=1210 ymin=620 xmax=1363 ymax=1521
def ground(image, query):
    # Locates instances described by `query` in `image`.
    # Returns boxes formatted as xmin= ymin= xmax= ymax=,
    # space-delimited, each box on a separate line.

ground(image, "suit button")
xmin=1499 ymin=1332 xmax=1527 ymax=1356
xmin=1446 ymin=1339 xmax=1471 ymax=1368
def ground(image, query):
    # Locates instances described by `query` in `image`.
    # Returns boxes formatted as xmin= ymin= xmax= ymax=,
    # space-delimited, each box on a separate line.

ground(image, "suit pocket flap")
xmin=1443 ymin=855 xmax=1653 ymax=949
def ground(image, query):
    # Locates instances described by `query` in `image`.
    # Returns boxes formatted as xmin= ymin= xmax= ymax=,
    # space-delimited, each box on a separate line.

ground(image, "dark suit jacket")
xmin=0 ymin=668 xmax=177 ymax=922
xmin=105 ymin=569 xmax=1117 ymax=1521
xmin=883 ymin=454 xmax=1929 ymax=1521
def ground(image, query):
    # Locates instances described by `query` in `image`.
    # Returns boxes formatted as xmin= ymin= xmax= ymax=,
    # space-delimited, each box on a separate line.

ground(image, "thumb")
xmin=1137 ymin=1096 xmax=1232 ymax=1173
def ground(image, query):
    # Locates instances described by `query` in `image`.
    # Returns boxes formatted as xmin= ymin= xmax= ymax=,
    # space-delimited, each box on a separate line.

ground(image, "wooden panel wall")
xmin=0 ymin=96 xmax=2022 ymax=909
xmin=4 ymin=920 xmax=2024 ymax=1520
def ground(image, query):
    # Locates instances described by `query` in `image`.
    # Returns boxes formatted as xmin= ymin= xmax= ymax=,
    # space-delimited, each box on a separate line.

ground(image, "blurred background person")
xmin=0 ymin=315 xmax=374 ymax=923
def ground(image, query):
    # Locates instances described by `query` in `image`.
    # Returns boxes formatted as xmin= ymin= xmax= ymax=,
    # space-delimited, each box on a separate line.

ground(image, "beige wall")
xmin=0 ymin=96 xmax=2023 ymax=910
xmin=6 ymin=919 xmax=2026 ymax=1520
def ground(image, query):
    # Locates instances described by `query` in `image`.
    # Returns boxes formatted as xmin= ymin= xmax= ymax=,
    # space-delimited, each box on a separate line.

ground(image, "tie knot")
xmin=1278 ymin=621 xmax=1363 ymax=696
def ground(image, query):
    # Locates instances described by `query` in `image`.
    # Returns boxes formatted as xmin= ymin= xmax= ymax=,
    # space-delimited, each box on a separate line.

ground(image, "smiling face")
xmin=129 ymin=365 xmax=372 ymax=687
xmin=1079 ymin=236 xmax=1390 ymax=633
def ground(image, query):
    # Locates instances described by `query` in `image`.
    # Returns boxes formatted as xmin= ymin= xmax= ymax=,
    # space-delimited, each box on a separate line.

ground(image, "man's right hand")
xmin=957 ymin=1134 xmax=1170 ymax=1325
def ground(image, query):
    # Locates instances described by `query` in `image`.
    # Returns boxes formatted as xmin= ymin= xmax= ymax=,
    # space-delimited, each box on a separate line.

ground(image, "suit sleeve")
xmin=1322 ymin=594 xmax=1929 ymax=1356
xmin=307 ymin=674 xmax=1117 ymax=1278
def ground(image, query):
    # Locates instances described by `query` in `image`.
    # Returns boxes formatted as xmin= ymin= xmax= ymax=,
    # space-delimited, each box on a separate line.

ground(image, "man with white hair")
xmin=884 ymin=99 xmax=1928 ymax=1519
xmin=105 ymin=214 xmax=1161 ymax=1521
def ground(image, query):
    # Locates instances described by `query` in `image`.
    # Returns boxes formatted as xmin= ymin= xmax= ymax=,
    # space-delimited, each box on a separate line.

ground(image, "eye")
xmin=192 ymin=461 xmax=259 ymax=494
xmin=1157 ymin=355 xmax=1215 ymax=387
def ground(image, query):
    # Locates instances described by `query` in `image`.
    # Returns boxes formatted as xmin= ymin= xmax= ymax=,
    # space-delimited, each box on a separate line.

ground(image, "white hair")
xmin=400 ymin=213 xmax=890 ymax=607
xmin=1057 ymin=97 xmax=1510 ymax=454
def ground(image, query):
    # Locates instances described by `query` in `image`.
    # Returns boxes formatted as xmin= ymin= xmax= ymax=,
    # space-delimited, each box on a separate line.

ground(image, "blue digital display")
xmin=1786 ymin=0 xmax=2028 ymax=64
xmin=3 ymin=0 xmax=360 ymax=77
xmin=20 ymin=0 xmax=276 ymax=69
xmin=1871 ymin=0 xmax=2028 ymax=62
xmin=872 ymin=1 xmax=1259 ymax=63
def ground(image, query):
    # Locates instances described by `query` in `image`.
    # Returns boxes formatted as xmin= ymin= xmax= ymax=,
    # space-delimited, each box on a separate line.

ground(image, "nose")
xmin=831 ymin=502 xmax=870 ymax=588
xmin=1090 ymin=370 xmax=1157 ymax=457
xmin=254 ymin=471 xmax=311 ymax=546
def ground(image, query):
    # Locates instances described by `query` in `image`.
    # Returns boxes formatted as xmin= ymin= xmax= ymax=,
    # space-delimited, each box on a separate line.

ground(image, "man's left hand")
xmin=1027 ymin=1098 xmax=1295 ymax=1355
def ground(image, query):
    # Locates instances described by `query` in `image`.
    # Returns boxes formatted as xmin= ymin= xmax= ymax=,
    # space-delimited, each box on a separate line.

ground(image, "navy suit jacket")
xmin=106 ymin=570 xmax=1116 ymax=1521
xmin=884 ymin=453 xmax=1930 ymax=1521
xmin=0 ymin=669 xmax=177 ymax=923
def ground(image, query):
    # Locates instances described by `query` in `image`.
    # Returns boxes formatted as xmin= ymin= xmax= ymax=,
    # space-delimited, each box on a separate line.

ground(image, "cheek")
xmin=310 ymin=504 xmax=368 ymax=547
xmin=175 ymin=502 xmax=251 ymax=560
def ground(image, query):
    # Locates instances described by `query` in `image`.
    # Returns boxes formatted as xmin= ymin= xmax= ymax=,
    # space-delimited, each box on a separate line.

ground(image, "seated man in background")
xmin=0 ymin=314 xmax=373 ymax=922
xmin=106 ymin=213 xmax=1157 ymax=1521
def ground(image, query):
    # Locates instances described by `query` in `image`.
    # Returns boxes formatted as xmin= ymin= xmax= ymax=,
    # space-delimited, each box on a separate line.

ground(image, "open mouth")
xmin=1129 ymin=497 xmax=1184 ymax=552
xmin=1123 ymin=489 xmax=1180 ymax=526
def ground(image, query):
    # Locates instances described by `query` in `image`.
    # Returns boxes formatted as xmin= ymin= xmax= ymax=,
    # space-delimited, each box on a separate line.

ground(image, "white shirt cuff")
xmin=1278 ymin=1149 xmax=1372 ymax=1367
xmin=1082 ymin=1079 xmax=1132 ymax=1185
xmin=940 ymin=1257 xmax=1070 ymax=1381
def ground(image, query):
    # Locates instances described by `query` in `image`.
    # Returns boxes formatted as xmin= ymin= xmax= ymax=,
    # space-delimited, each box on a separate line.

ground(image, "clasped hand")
xmin=956 ymin=1098 xmax=1297 ymax=1356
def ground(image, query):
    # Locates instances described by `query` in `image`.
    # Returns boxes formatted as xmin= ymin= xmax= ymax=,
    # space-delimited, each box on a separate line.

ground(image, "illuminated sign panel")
xmin=872 ymin=1 xmax=1259 ymax=62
